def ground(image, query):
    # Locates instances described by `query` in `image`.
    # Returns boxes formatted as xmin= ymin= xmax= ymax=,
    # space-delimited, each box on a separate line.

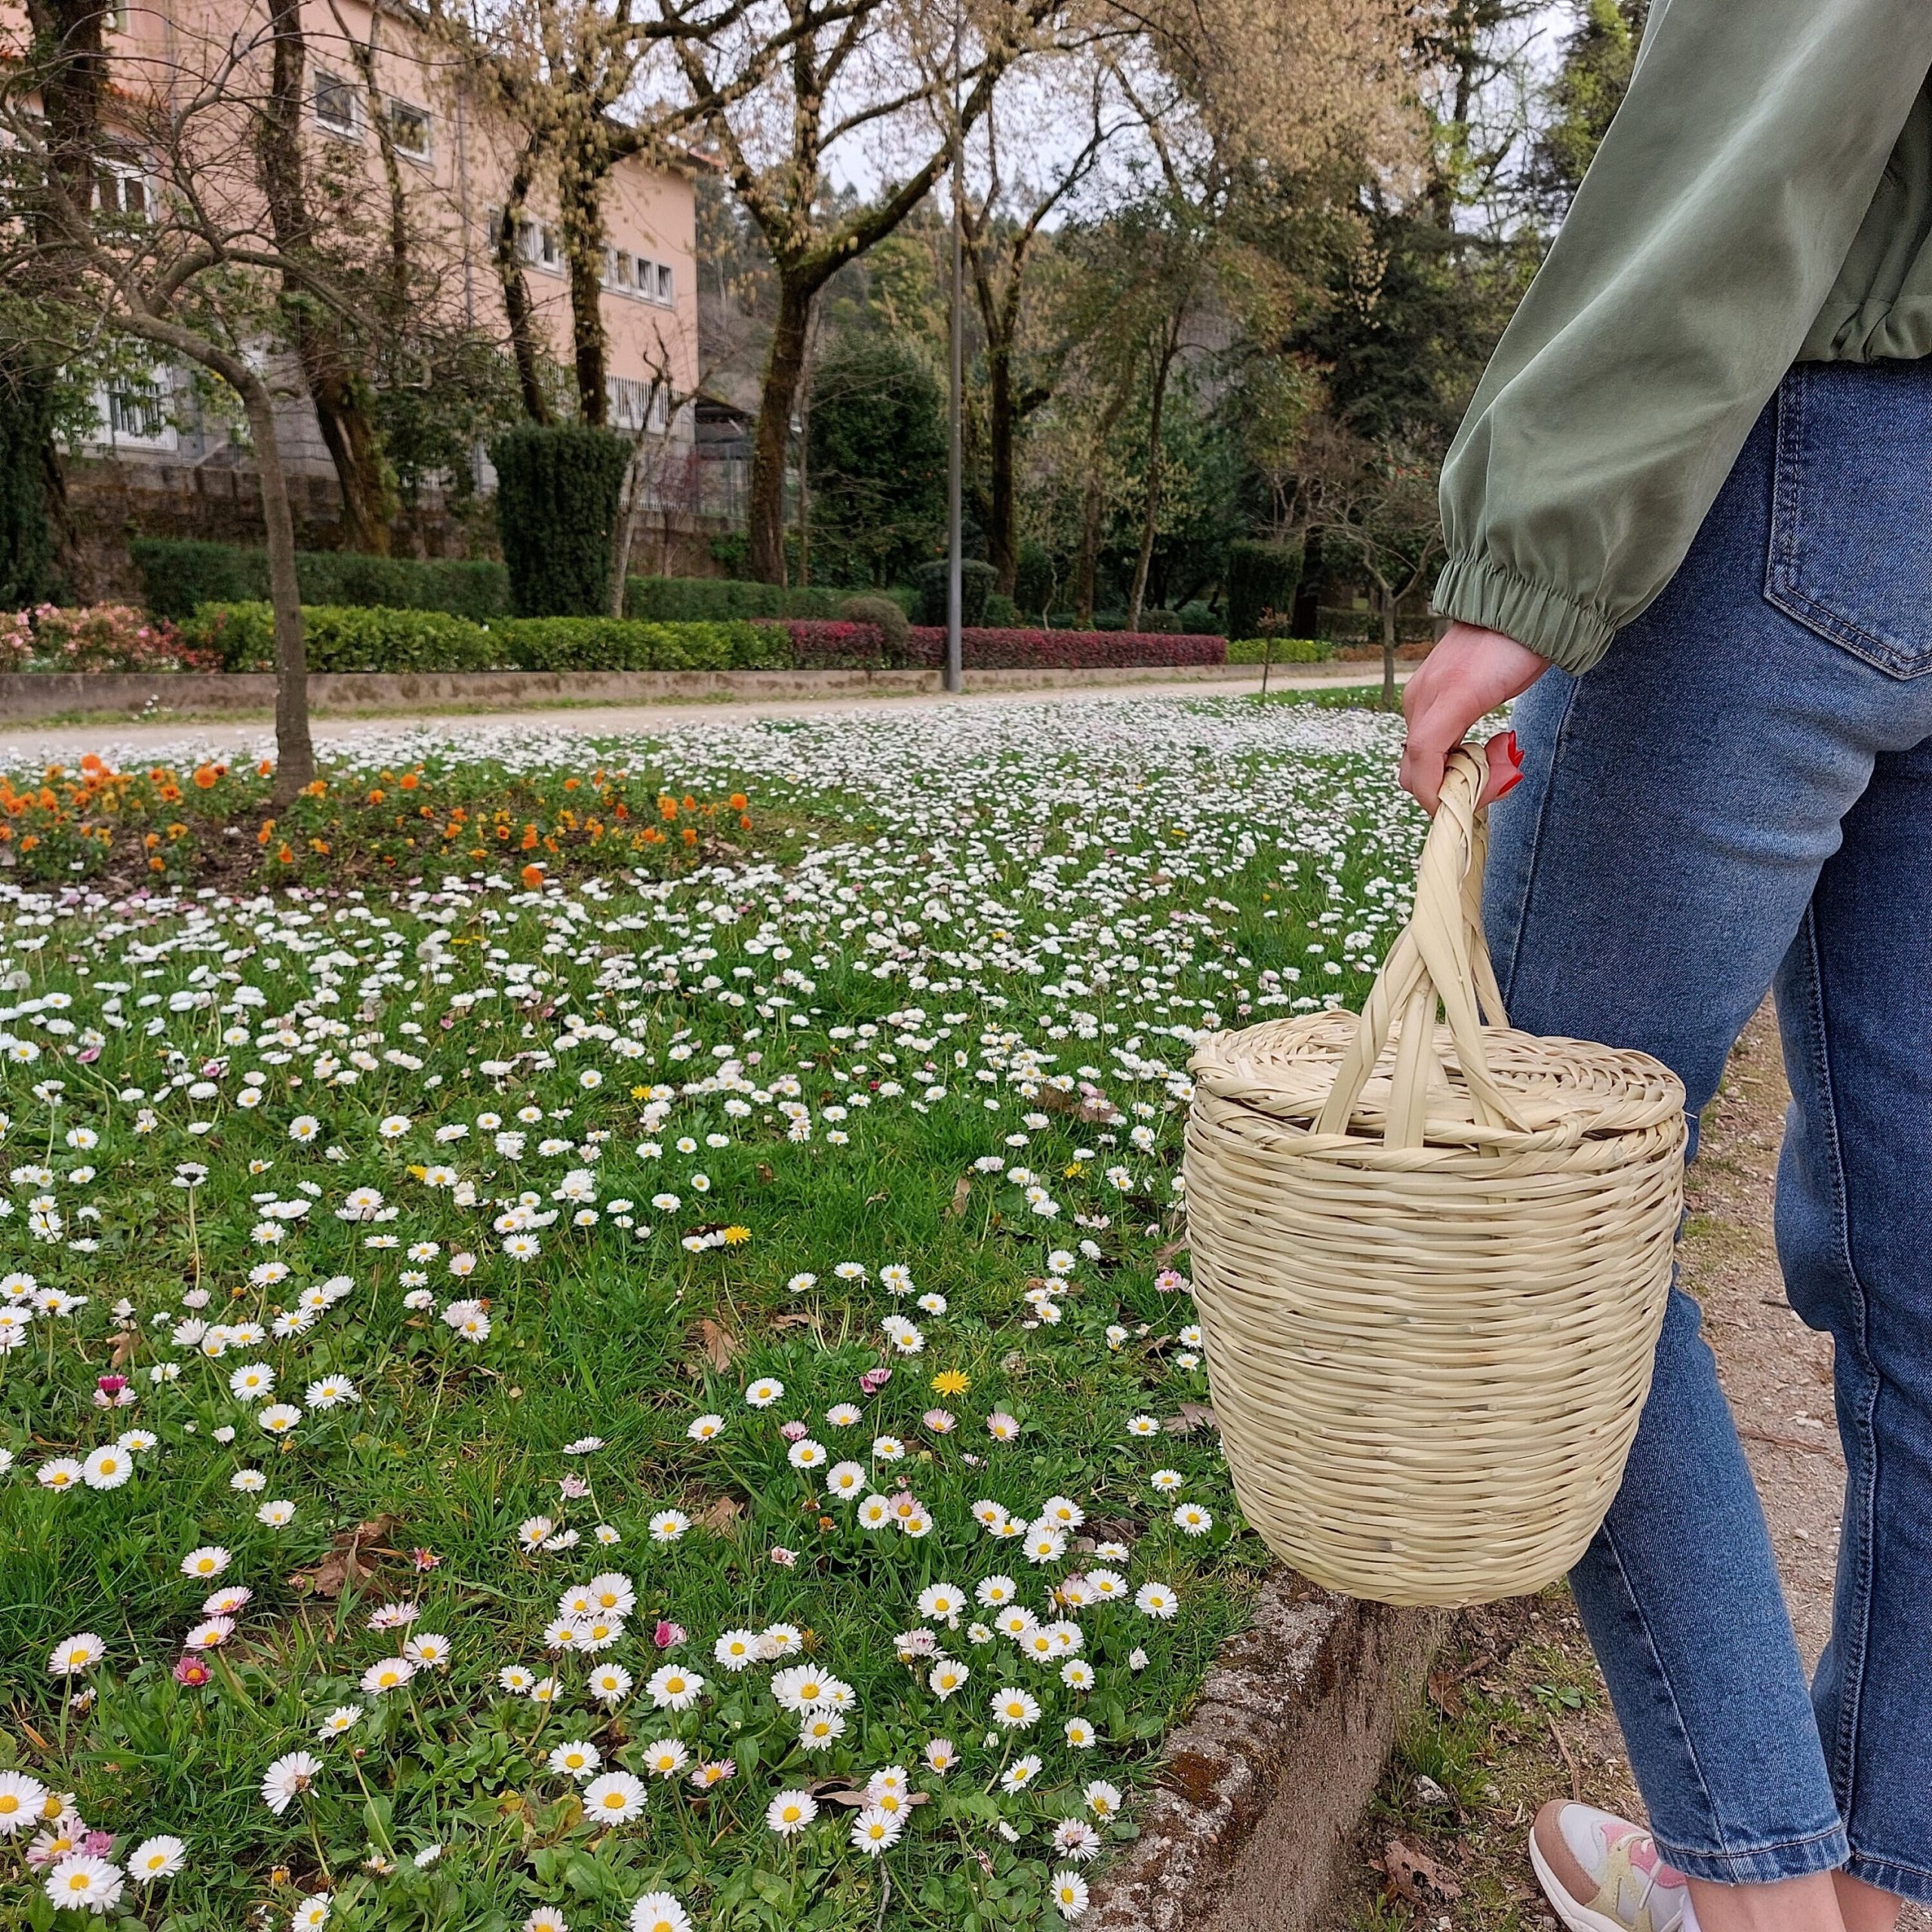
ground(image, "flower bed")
xmin=3 ymin=604 xmax=219 ymax=673
xmin=0 ymin=752 xmax=756 ymax=886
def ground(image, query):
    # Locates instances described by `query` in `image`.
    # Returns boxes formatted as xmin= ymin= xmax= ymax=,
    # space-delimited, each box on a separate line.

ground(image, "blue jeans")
xmin=1485 ymin=354 xmax=1932 ymax=1901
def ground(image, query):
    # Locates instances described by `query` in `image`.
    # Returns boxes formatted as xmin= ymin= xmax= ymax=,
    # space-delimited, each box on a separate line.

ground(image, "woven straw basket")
xmin=1183 ymin=746 xmax=1687 ymax=1606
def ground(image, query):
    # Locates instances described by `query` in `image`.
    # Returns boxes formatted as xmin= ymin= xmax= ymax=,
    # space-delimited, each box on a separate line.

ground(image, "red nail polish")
xmin=1506 ymin=731 xmax=1523 ymax=768
xmin=1497 ymin=770 xmax=1524 ymax=797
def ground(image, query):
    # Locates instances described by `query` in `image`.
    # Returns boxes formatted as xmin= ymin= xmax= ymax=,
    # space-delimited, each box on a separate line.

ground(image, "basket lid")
xmin=1190 ymin=1011 xmax=1685 ymax=1149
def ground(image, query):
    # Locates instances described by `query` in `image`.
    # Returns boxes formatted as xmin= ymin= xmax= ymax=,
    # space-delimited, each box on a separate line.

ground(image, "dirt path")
xmin=0 ymin=667 xmax=1404 ymax=761
xmin=1337 ymin=1005 xmax=1930 ymax=1931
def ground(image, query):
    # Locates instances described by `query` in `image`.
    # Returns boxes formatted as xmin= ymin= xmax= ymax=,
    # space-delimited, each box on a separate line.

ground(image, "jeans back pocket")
xmin=1765 ymin=358 xmax=1932 ymax=679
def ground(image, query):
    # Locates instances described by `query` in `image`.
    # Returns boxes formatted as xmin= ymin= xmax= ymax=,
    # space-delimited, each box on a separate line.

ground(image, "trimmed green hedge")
xmin=623 ymin=576 xmax=848 ymax=621
xmin=1226 ymin=636 xmax=1332 ymax=664
xmin=501 ymin=617 xmax=786 ymax=672
xmin=491 ymin=424 xmax=632 ymax=617
xmin=132 ymin=540 xmax=511 ymax=623
xmin=182 ymin=604 xmax=788 ymax=674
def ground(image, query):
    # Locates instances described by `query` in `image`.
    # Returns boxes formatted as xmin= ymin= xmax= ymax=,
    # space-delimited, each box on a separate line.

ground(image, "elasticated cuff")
xmin=1430 ymin=552 xmax=1617 ymax=675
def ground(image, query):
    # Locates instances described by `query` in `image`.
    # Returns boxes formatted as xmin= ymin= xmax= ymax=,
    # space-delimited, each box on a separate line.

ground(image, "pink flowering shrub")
xmin=5 ymin=604 xmax=220 ymax=672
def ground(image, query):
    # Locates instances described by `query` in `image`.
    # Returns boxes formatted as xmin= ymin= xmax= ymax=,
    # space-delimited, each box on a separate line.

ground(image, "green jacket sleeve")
xmin=1433 ymin=0 xmax=1932 ymax=672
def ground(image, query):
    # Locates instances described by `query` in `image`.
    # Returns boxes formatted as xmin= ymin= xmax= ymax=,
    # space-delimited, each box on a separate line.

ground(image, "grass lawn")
xmin=0 ymin=694 xmax=1420 ymax=1932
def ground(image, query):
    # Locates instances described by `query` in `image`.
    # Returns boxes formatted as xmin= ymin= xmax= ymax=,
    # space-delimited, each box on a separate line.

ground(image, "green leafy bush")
xmin=839 ymin=593 xmax=909 ymax=656
xmin=1176 ymin=599 xmax=1218 ymax=634
xmin=497 ymin=617 xmax=786 ymax=672
xmin=132 ymin=540 xmax=510 ymax=621
xmin=623 ymin=576 xmax=844 ymax=620
xmin=1226 ymin=635 xmax=1332 ymax=664
xmin=914 ymin=558 xmax=995 ymax=627
xmin=490 ymin=424 xmax=633 ymax=616
xmin=183 ymin=604 xmax=789 ymax=674
xmin=184 ymin=603 xmax=497 ymax=672
xmin=1226 ymin=538 xmax=1304 ymax=641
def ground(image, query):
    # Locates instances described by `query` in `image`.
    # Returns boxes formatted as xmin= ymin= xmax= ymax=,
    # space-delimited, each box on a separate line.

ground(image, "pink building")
xmin=70 ymin=0 xmax=703 ymax=499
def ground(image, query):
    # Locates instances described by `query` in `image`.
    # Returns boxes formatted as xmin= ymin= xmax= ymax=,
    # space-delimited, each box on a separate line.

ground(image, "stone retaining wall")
xmin=1088 ymin=1580 xmax=1447 ymax=1932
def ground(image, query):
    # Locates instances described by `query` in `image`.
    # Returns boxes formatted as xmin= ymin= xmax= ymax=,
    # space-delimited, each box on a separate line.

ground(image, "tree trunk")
xmin=242 ymin=383 xmax=315 ymax=804
xmin=561 ymin=161 xmax=608 ymax=426
xmin=746 ymin=276 xmax=814 ymax=585
xmin=495 ymin=148 xmax=552 ymax=424
xmin=1073 ymin=363 xmax=1136 ymax=627
xmin=1125 ymin=328 xmax=1179 ymax=629
xmin=986 ymin=332 xmax=1017 ymax=595
xmin=1380 ymin=586 xmax=1398 ymax=709
xmin=29 ymin=0 xmax=108 ymax=595
xmin=260 ymin=0 xmax=392 ymax=552
xmin=303 ymin=352 xmax=392 ymax=552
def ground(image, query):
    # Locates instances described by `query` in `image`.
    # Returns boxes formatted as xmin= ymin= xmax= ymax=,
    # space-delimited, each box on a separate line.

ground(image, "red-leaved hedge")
xmin=783 ymin=620 xmax=891 ymax=668
xmin=769 ymin=621 xmax=1229 ymax=670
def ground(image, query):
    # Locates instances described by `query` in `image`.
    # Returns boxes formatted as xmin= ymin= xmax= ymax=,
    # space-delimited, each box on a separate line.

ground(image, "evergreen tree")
xmin=1528 ymin=0 xmax=1651 ymax=220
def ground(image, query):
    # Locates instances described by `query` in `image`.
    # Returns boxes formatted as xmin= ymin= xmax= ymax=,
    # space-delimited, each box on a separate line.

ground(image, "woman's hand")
xmin=1399 ymin=623 xmax=1552 ymax=812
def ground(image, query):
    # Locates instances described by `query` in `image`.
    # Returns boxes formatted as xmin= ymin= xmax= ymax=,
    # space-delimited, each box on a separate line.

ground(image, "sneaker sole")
xmin=1530 ymin=1829 xmax=1651 ymax=1932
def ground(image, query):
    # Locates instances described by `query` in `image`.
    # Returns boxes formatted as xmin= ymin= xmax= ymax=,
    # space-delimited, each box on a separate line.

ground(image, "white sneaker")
xmin=1530 ymin=1801 xmax=1700 ymax=1932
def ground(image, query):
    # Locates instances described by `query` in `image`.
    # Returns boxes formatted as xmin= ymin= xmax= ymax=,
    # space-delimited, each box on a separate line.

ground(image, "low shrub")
xmin=184 ymin=604 xmax=789 ymax=674
xmin=1226 ymin=636 xmax=1333 ymax=664
xmin=2 ymin=602 xmax=217 ymax=672
xmin=624 ymin=576 xmax=846 ymax=621
xmin=900 ymin=627 xmax=1226 ymax=670
xmin=838 ymin=593 xmax=909 ymax=656
xmin=1176 ymin=598 xmax=1219 ymax=634
xmin=131 ymin=540 xmax=509 ymax=622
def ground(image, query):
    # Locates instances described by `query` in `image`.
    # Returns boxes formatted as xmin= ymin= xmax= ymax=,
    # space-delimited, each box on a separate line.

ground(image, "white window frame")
xmin=654 ymin=261 xmax=674 ymax=305
xmin=607 ymin=375 xmax=669 ymax=433
xmin=314 ymin=71 xmax=358 ymax=137
xmin=386 ymin=97 xmax=431 ymax=162
xmin=94 ymin=371 xmax=177 ymax=451
xmin=96 ymin=158 xmax=149 ymax=221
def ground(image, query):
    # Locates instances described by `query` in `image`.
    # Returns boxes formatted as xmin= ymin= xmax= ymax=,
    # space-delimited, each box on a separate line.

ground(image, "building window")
xmin=314 ymin=72 xmax=357 ymax=136
xmin=607 ymin=376 xmax=668 ymax=432
xmin=96 ymin=162 xmax=148 ymax=220
xmin=97 ymin=374 xmax=175 ymax=449
xmin=655 ymin=262 xmax=673 ymax=303
xmin=387 ymin=100 xmax=431 ymax=160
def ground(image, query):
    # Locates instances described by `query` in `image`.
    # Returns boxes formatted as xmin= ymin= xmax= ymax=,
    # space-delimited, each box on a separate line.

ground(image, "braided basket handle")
xmin=1313 ymin=745 xmax=1534 ymax=1149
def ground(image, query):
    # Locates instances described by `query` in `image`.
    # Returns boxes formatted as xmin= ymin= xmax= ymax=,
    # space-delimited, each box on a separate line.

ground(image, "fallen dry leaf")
xmin=946 ymin=1174 xmax=972 ymax=1217
xmin=109 ymin=1330 xmax=138 ymax=1371
xmin=1163 ymin=1401 xmax=1219 ymax=1435
xmin=694 ymin=1319 xmax=740 ymax=1372
xmin=697 ymin=1495 xmax=744 ymax=1531
xmin=289 ymin=1516 xmax=397 ymax=1598
xmin=1377 ymin=1837 xmax=1462 ymax=1906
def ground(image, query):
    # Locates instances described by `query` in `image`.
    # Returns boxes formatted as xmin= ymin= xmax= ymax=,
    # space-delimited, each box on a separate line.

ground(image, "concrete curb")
xmin=1088 ymin=1576 xmax=1448 ymax=1932
xmin=0 ymin=661 xmax=1321 ymax=721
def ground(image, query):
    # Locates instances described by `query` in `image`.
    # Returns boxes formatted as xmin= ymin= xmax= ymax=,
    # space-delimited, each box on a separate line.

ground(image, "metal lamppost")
xmin=943 ymin=8 xmax=964 ymax=695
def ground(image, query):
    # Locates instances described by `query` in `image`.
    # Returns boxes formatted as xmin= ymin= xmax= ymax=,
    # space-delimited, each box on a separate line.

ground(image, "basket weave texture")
xmin=1183 ymin=747 xmax=1687 ymax=1606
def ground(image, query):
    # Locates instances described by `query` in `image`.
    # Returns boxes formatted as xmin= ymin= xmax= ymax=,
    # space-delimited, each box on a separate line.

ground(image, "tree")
xmin=677 ymin=0 xmax=1057 ymax=583
xmin=1294 ymin=420 xmax=1444 ymax=703
xmin=0 ymin=1 xmax=358 ymax=796
xmin=1526 ymin=0 xmax=1648 ymax=220
xmin=805 ymin=334 xmax=946 ymax=584
xmin=257 ymin=0 xmax=396 ymax=551
xmin=958 ymin=63 xmax=1116 ymax=594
